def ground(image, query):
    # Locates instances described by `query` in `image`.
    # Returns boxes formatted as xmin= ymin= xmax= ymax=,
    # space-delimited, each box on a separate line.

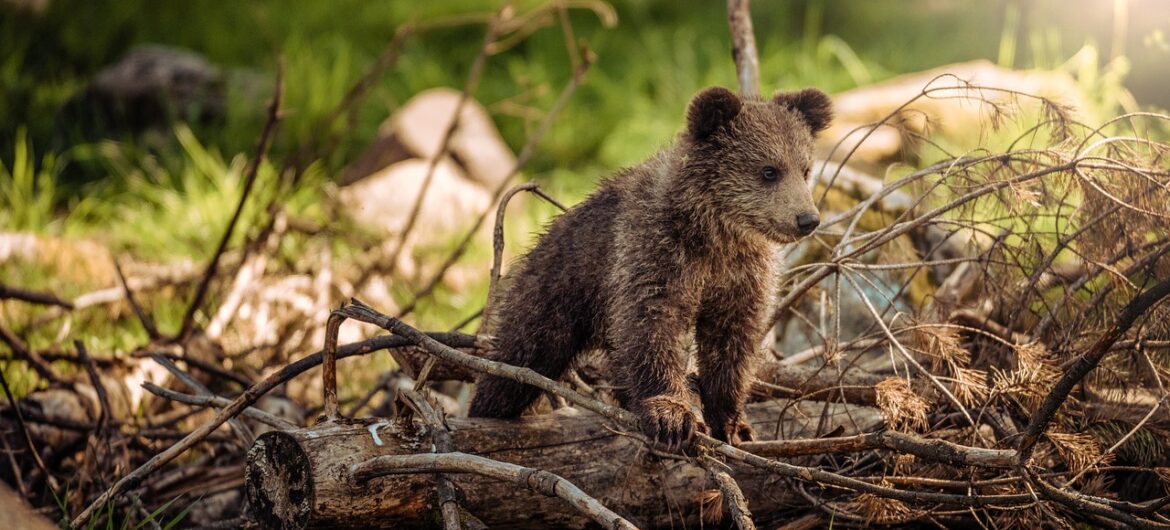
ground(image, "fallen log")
xmin=245 ymin=399 xmax=882 ymax=529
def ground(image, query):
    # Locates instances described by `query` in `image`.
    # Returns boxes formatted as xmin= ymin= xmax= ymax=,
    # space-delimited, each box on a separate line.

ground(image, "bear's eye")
xmin=761 ymin=166 xmax=780 ymax=182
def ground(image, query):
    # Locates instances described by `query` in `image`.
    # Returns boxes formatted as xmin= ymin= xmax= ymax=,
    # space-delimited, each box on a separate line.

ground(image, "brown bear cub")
xmin=469 ymin=86 xmax=832 ymax=446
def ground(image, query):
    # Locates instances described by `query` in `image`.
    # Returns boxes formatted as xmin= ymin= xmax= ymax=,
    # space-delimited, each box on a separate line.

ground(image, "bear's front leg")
xmin=695 ymin=272 xmax=772 ymax=445
xmin=608 ymin=248 xmax=704 ymax=448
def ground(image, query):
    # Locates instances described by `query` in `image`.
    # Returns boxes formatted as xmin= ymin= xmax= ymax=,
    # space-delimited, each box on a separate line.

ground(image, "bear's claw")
xmin=709 ymin=412 xmax=755 ymax=446
xmin=638 ymin=395 xmax=705 ymax=449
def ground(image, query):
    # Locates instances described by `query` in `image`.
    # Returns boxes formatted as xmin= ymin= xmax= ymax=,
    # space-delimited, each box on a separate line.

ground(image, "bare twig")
xmin=113 ymin=258 xmax=159 ymax=340
xmin=0 ymin=282 xmax=73 ymax=309
xmin=0 ymin=363 xmax=58 ymax=493
xmin=840 ymin=271 xmax=983 ymax=437
xmin=400 ymin=388 xmax=464 ymax=530
xmin=481 ymin=181 xmax=566 ymax=328
xmin=0 ymin=324 xmax=58 ymax=383
xmin=69 ymin=331 xmax=473 ymax=529
xmin=321 ymin=311 xmax=344 ymax=421
xmin=742 ymin=430 xmax=1015 ymax=467
xmin=380 ymin=8 xmax=507 ymax=280
xmin=74 ymin=341 xmax=111 ymax=433
xmin=133 ymin=350 xmax=250 ymax=387
xmin=1018 ymin=276 xmax=1170 ymax=461
xmin=340 ymin=299 xmax=633 ymax=423
xmin=178 ymin=60 xmax=283 ymax=341
xmin=351 ymin=452 xmax=638 ymax=530
xmin=288 ymin=26 xmax=413 ymax=174
xmin=149 ymin=354 xmax=255 ymax=444
xmin=397 ymin=47 xmax=593 ymax=318
xmin=141 ymin=383 xmax=296 ymax=431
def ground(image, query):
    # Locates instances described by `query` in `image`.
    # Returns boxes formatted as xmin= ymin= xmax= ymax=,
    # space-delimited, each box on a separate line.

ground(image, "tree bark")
xmin=245 ymin=399 xmax=882 ymax=529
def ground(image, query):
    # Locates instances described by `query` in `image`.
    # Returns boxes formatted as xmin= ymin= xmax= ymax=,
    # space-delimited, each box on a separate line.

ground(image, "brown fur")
xmin=469 ymin=86 xmax=832 ymax=446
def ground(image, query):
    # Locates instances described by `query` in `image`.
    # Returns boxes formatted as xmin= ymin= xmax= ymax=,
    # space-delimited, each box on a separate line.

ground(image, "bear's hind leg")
xmin=468 ymin=311 xmax=581 ymax=418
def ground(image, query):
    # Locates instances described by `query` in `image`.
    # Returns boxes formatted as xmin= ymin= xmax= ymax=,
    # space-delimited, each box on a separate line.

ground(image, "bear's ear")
xmin=687 ymin=87 xmax=742 ymax=141
xmin=773 ymin=88 xmax=833 ymax=134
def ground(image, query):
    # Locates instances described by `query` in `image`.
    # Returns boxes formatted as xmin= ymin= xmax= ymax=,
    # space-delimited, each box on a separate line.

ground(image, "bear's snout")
xmin=795 ymin=212 xmax=820 ymax=236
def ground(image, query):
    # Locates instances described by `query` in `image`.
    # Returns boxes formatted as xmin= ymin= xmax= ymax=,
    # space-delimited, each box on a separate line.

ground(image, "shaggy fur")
xmin=469 ymin=86 xmax=832 ymax=445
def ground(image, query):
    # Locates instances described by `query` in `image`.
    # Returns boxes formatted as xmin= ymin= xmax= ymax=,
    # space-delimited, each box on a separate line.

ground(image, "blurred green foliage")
xmin=4 ymin=0 xmax=1166 ymax=191
xmin=1 ymin=0 xmax=1167 ymax=340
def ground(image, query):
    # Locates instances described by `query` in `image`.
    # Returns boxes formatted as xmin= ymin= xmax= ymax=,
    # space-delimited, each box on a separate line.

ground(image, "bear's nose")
xmin=796 ymin=212 xmax=820 ymax=235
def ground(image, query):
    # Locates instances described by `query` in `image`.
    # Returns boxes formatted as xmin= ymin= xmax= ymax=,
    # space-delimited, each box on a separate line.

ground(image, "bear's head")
xmin=681 ymin=86 xmax=831 ymax=244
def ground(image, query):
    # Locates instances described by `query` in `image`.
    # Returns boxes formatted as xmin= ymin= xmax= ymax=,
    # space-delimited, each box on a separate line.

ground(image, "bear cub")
xmin=469 ymin=86 xmax=832 ymax=446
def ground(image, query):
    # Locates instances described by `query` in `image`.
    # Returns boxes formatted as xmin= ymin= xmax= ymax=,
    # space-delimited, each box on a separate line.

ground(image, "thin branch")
xmin=0 ymin=323 xmax=58 ymax=383
xmin=741 ymin=430 xmax=1015 ymax=467
xmin=140 ymin=383 xmax=296 ymax=431
xmin=381 ymin=9 xmax=506 ymax=280
xmin=400 ymin=388 xmax=464 ymax=530
xmin=178 ymin=60 xmax=283 ymax=341
xmin=149 ymin=354 xmax=254 ymax=444
xmin=0 ymin=282 xmax=73 ymax=309
xmin=1017 ymin=276 xmax=1170 ymax=461
xmin=396 ymin=47 xmax=593 ymax=318
xmin=133 ymin=350 xmax=251 ymax=387
xmin=69 ymin=331 xmax=473 ymax=529
xmin=288 ymin=25 xmax=413 ymax=174
xmin=840 ymin=271 xmax=983 ymax=437
xmin=350 ymin=452 xmax=638 ymax=530
xmin=0 ymin=362 xmax=58 ymax=492
xmin=481 ymin=181 xmax=566 ymax=328
xmin=322 ymin=311 xmax=344 ymax=421
xmin=339 ymin=299 xmax=634 ymax=423
xmin=113 ymin=258 xmax=159 ymax=340
xmin=74 ymin=341 xmax=111 ymax=433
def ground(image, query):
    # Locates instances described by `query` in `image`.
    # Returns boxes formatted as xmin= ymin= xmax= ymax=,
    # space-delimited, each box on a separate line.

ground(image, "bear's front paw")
xmin=637 ymin=395 xmax=705 ymax=449
xmin=708 ymin=412 xmax=755 ymax=446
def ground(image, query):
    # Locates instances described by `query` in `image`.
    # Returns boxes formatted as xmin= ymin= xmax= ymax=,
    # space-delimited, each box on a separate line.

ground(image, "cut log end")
xmin=246 ymin=431 xmax=314 ymax=530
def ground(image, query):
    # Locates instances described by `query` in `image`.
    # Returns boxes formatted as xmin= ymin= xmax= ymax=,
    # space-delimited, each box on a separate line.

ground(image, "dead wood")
xmin=245 ymin=400 xmax=881 ymax=529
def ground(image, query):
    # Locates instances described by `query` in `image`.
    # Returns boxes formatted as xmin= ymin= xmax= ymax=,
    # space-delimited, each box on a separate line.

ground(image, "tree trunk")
xmin=245 ymin=399 xmax=882 ymax=529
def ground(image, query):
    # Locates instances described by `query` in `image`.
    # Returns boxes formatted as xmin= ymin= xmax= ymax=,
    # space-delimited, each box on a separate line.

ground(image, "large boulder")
xmin=337 ymin=88 xmax=515 ymax=281
xmin=339 ymin=157 xmax=493 ymax=239
xmin=340 ymin=87 xmax=516 ymax=190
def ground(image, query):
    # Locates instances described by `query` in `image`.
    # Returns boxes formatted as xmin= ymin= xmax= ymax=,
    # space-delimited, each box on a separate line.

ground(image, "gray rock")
xmin=62 ymin=45 xmax=226 ymax=133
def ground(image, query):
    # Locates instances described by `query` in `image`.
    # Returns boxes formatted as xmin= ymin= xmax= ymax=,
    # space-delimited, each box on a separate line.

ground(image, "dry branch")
xmin=245 ymin=400 xmax=880 ymax=529
xmin=395 ymin=46 xmax=594 ymax=318
xmin=178 ymin=61 xmax=283 ymax=341
xmin=68 ymin=331 xmax=474 ymax=529
xmin=353 ymin=453 xmax=638 ymax=530
xmin=0 ymin=282 xmax=73 ymax=309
